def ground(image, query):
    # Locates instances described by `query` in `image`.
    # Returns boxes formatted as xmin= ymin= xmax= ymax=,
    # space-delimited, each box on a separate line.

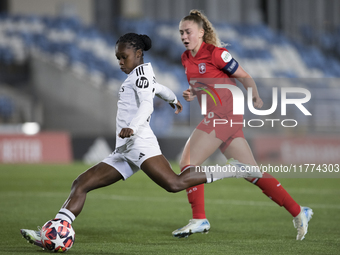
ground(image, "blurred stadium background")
xmin=0 ymin=0 xmax=340 ymax=167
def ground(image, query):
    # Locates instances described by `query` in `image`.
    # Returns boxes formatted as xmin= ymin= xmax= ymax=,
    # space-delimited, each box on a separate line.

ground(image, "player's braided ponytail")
xmin=181 ymin=9 xmax=221 ymax=47
xmin=116 ymin=33 xmax=152 ymax=56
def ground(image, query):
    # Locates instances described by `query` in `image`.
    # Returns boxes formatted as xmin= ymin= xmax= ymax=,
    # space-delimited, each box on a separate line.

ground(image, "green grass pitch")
xmin=1 ymin=163 xmax=339 ymax=255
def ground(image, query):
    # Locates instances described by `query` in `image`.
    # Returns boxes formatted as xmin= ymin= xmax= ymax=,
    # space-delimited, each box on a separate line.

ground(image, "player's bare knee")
xmin=70 ymin=178 xmax=79 ymax=190
xmin=165 ymin=185 xmax=180 ymax=193
xmin=71 ymin=175 xmax=88 ymax=193
xmin=164 ymin=179 xmax=182 ymax=193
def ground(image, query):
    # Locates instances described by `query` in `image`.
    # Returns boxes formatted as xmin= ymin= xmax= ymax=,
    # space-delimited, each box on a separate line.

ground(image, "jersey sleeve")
xmin=128 ymin=65 xmax=155 ymax=134
xmin=212 ymin=48 xmax=239 ymax=76
xmin=155 ymin=82 xmax=178 ymax=104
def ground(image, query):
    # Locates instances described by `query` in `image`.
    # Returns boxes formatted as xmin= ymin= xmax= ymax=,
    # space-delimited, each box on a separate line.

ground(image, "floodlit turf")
xmin=1 ymin=163 xmax=340 ymax=254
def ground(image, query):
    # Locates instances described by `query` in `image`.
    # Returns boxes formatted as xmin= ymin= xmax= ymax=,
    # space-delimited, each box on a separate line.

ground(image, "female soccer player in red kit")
xmin=172 ymin=10 xmax=313 ymax=240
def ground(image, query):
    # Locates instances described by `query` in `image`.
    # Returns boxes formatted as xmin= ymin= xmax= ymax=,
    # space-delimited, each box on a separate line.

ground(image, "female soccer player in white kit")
xmin=20 ymin=33 xmax=262 ymax=250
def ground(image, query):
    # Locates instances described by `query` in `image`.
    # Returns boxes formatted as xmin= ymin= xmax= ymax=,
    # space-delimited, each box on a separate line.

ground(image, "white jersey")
xmin=116 ymin=62 xmax=177 ymax=149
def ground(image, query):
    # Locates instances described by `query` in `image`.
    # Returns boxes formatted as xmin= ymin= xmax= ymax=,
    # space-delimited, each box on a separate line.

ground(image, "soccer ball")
xmin=40 ymin=219 xmax=75 ymax=253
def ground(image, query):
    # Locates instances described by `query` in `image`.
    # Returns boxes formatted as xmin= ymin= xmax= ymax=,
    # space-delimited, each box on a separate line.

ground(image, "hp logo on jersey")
xmin=136 ymin=77 xmax=149 ymax=89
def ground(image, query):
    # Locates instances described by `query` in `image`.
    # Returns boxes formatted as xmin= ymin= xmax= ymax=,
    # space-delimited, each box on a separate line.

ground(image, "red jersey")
xmin=181 ymin=42 xmax=240 ymax=118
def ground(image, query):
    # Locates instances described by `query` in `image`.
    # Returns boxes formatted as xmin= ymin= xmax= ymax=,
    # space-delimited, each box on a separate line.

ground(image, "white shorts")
xmin=102 ymin=136 xmax=162 ymax=180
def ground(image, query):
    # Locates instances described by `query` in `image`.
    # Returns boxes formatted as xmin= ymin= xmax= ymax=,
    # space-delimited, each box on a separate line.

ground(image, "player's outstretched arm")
xmin=155 ymin=82 xmax=182 ymax=114
xmin=231 ymin=65 xmax=263 ymax=109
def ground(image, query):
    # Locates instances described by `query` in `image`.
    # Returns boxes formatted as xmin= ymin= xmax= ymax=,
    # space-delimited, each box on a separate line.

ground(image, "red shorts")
xmin=196 ymin=113 xmax=244 ymax=153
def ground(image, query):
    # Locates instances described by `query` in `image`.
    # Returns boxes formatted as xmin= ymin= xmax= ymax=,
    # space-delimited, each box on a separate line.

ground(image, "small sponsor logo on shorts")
xmin=138 ymin=152 xmax=145 ymax=160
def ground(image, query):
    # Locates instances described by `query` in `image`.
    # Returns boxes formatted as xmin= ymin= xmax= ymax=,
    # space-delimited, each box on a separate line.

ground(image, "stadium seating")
xmin=0 ymin=14 xmax=339 ymax=133
xmin=0 ymin=95 xmax=14 ymax=122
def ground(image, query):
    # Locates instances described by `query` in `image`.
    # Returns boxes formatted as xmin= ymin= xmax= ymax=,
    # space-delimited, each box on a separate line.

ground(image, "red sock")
xmin=181 ymin=165 xmax=206 ymax=219
xmin=248 ymin=173 xmax=301 ymax=217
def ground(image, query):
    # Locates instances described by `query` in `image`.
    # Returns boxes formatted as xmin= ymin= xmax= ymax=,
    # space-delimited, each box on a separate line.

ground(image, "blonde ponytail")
xmin=181 ymin=9 xmax=221 ymax=47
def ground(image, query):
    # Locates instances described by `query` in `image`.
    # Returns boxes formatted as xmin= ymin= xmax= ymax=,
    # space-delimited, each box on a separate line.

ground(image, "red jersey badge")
xmin=198 ymin=63 xmax=206 ymax=74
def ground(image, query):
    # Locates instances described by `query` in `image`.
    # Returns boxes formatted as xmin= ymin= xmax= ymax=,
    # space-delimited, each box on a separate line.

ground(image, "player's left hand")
xmin=169 ymin=100 xmax=183 ymax=114
xmin=119 ymin=128 xmax=134 ymax=138
xmin=253 ymin=95 xmax=263 ymax=108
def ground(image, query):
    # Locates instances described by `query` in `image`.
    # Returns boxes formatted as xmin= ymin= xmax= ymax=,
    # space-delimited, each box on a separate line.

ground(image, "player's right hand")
xmin=119 ymin=128 xmax=134 ymax=138
xmin=182 ymin=88 xmax=196 ymax=102
xmin=169 ymin=100 xmax=183 ymax=114
xmin=252 ymin=95 xmax=263 ymax=108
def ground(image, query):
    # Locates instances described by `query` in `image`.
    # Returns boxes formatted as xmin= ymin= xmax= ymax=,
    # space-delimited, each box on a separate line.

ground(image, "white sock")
xmin=56 ymin=208 xmax=76 ymax=224
xmin=204 ymin=165 xmax=236 ymax=183
xmin=204 ymin=163 xmax=261 ymax=182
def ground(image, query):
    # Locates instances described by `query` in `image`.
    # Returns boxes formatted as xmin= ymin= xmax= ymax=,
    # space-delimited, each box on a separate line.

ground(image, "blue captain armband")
xmin=222 ymin=58 xmax=239 ymax=75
